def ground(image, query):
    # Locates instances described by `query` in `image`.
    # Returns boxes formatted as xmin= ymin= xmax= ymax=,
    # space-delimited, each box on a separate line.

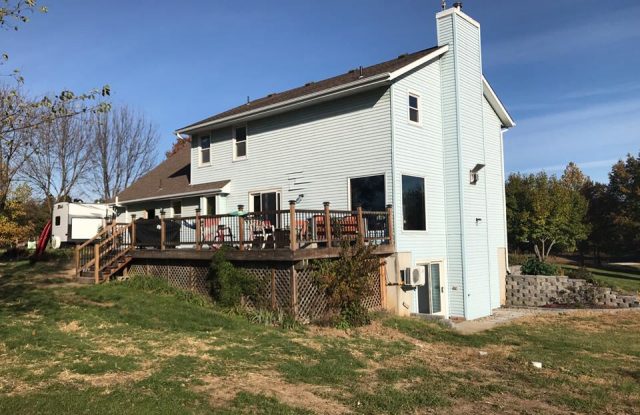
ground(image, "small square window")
xmin=409 ymin=94 xmax=420 ymax=123
xmin=55 ymin=216 xmax=61 ymax=226
xmin=200 ymin=136 xmax=211 ymax=165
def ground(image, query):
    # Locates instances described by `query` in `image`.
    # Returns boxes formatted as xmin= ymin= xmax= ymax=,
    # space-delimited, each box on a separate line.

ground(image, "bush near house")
xmin=313 ymin=241 xmax=380 ymax=328
xmin=208 ymin=248 xmax=258 ymax=308
xmin=521 ymin=257 xmax=561 ymax=276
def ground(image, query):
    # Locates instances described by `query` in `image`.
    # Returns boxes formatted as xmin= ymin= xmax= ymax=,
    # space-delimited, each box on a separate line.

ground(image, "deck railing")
xmin=129 ymin=202 xmax=394 ymax=252
xmin=75 ymin=221 xmax=134 ymax=283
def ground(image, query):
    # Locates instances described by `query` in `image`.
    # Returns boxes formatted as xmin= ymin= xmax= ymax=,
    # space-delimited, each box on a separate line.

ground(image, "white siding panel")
xmin=391 ymin=60 xmax=449 ymax=315
xmin=189 ymin=88 xmax=393 ymax=212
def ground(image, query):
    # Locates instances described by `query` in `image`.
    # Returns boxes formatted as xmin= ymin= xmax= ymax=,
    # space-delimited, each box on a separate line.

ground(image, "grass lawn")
xmin=1 ymin=260 xmax=639 ymax=414
xmin=561 ymin=264 xmax=640 ymax=294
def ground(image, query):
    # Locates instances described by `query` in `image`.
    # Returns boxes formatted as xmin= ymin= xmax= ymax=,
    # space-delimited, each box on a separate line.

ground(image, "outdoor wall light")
xmin=470 ymin=163 xmax=485 ymax=185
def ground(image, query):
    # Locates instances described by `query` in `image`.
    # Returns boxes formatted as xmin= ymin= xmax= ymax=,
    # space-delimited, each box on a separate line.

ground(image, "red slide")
xmin=34 ymin=220 xmax=52 ymax=258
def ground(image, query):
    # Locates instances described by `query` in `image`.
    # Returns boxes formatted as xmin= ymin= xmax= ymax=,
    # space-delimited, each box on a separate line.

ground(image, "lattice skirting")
xmin=128 ymin=260 xmax=210 ymax=297
xmin=127 ymin=259 xmax=384 ymax=323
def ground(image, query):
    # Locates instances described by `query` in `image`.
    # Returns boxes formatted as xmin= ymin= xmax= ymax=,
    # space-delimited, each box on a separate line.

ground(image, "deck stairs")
xmin=75 ymin=222 xmax=134 ymax=284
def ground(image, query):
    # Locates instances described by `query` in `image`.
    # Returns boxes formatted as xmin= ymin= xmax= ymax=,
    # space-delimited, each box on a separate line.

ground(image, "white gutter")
xmin=482 ymin=77 xmax=515 ymax=128
xmin=118 ymin=188 xmax=225 ymax=205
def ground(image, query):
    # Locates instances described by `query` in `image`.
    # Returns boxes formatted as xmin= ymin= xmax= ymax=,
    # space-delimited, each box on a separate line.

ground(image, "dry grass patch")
xmin=196 ymin=371 xmax=350 ymax=415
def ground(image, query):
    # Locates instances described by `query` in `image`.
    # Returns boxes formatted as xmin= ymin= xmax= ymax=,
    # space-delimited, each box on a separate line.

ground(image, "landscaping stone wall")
xmin=506 ymin=274 xmax=640 ymax=308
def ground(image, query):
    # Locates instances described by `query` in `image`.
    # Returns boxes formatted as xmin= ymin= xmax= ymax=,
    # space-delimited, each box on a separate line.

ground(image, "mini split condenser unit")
xmin=404 ymin=267 xmax=426 ymax=286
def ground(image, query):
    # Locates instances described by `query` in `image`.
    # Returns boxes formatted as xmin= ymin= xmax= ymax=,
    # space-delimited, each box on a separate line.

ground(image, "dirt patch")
xmin=153 ymin=336 xmax=214 ymax=358
xmin=58 ymin=320 xmax=82 ymax=333
xmin=196 ymin=371 xmax=350 ymax=415
xmin=57 ymin=363 xmax=153 ymax=388
xmin=445 ymin=395 xmax=568 ymax=415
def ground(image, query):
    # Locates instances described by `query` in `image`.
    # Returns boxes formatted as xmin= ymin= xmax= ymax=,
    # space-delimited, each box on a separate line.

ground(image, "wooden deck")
xmin=130 ymin=244 xmax=395 ymax=262
xmin=76 ymin=202 xmax=396 ymax=280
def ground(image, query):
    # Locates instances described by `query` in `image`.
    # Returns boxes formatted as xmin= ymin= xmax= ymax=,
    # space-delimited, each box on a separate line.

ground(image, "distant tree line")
xmin=506 ymin=153 xmax=640 ymax=262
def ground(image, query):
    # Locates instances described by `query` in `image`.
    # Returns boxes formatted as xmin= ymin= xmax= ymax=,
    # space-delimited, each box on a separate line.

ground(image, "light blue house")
xmin=117 ymin=5 xmax=514 ymax=320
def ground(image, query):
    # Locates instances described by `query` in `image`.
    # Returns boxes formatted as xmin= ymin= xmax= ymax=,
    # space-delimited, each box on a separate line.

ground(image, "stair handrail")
xmin=76 ymin=221 xmax=133 ymax=280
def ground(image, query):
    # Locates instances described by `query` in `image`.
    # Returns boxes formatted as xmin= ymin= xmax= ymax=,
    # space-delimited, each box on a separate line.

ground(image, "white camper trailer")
xmin=51 ymin=203 xmax=114 ymax=247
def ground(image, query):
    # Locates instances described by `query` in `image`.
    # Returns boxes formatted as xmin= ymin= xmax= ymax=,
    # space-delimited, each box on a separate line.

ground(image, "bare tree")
xmin=90 ymin=106 xmax=158 ymax=201
xmin=0 ymin=86 xmax=34 ymax=212
xmin=22 ymin=109 xmax=94 ymax=211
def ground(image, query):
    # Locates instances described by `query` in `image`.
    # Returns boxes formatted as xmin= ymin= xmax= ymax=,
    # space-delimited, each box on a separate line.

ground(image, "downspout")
xmin=389 ymin=83 xmax=400 ymax=316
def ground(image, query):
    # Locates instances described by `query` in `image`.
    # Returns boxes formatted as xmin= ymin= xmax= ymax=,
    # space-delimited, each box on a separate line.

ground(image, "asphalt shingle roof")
xmin=180 ymin=46 xmax=440 ymax=131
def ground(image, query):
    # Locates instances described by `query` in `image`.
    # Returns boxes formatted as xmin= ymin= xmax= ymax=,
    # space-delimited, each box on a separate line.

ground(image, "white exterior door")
xmin=417 ymin=262 xmax=447 ymax=316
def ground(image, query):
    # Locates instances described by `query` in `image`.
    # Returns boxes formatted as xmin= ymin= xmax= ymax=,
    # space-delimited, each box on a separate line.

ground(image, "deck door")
xmin=250 ymin=191 xmax=281 ymax=227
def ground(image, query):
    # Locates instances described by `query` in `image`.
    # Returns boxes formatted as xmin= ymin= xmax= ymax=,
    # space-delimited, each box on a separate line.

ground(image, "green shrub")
xmin=313 ymin=241 xmax=380 ymax=328
xmin=208 ymin=248 xmax=258 ymax=307
xmin=566 ymin=267 xmax=594 ymax=280
xmin=521 ymin=258 xmax=560 ymax=276
xmin=244 ymin=307 xmax=303 ymax=330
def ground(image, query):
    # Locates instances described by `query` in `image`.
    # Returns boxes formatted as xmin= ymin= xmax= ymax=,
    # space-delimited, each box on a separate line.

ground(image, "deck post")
xmin=130 ymin=214 xmax=136 ymax=250
xmin=94 ymin=243 xmax=100 ymax=284
xmin=379 ymin=258 xmax=387 ymax=308
xmin=271 ymin=268 xmax=276 ymax=310
xmin=386 ymin=204 xmax=394 ymax=246
xmin=74 ymin=244 xmax=80 ymax=279
xmin=356 ymin=206 xmax=365 ymax=244
xmin=290 ymin=265 xmax=298 ymax=317
xmin=195 ymin=208 xmax=202 ymax=251
xmin=323 ymin=202 xmax=332 ymax=247
xmin=160 ymin=210 xmax=166 ymax=251
xmin=237 ymin=205 xmax=245 ymax=251
xmin=289 ymin=200 xmax=297 ymax=251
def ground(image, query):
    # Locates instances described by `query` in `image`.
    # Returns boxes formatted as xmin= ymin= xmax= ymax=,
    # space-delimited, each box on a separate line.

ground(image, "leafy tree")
xmin=165 ymin=134 xmax=191 ymax=159
xmin=580 ymin=180 xmax=615 ymax=263
xmin=506 ymin=167 xmax=589 ymax=262
xmin=0 ymin=183 xmax=37 ymax=246
xmin=607 ymin=152 xmax=640 ymax=255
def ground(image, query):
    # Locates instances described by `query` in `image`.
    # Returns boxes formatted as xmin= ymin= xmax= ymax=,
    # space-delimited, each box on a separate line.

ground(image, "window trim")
xmin=232 ymin=124 xmax=248 ymax=161
xmin=199 ymin=134 xmax=212 ymax=167
xmin=248 ymin=188 xmax=282 ymax=212
xmin=408 ymin=91 xmax=421 ymax=125
xmin=346 ymin=173 xmax=387 ymax=211
xmin=401 ymin=173 xmax=428 ymax=233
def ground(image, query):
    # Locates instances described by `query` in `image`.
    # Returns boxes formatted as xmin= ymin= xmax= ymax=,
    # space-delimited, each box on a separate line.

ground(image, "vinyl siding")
xmin=437 ymin=14 xmax=466 ymax=317
xmin=390 ymin=60 xmax=448 ymax=315
xmin=190 ymin=88 xmax=393 ymax=211
xmin=438 ymin=10 xmax=493 ymax=319
xmin=483 ymin=97 xmax=508 ymax=309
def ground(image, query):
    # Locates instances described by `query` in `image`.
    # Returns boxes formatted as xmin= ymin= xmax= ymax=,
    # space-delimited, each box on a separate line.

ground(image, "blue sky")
xmin=4 ymin=0 xmax=640 ymax=183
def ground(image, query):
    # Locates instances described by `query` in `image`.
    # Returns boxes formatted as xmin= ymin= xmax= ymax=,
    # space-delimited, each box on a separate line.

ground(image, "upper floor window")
xmin=408 ymin=93 xmax=420 ymax=124
xmin=200 ymin=135 xmax=211 ymax=165
xmin=234 ymin=126 xmax=247 ymax=160
xmin=402 ymin=175 xmax=426 ymax=231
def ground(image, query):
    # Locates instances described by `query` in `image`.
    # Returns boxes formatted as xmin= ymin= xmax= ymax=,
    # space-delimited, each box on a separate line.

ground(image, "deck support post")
xmin=271 ymin=268 xmax=277 ymax=310
xmin=160 ymin=210 xmax=166 ymax=251
xmin=289 ymin=265 xmax=298 ymax=317
xmin=386 ymin=204 xmax=394 ymax=246
xmin=74 ymin=245 xmax=80 ymax=279
xmin=356 ymin=206 xmax=365 ymax=244
xmin=94 ymin=243 xmax=100 ymax=284
xmin=130 ymin=214 xmax=136 ymax=251
xmin=289 ymin=200 xmax=297 ymax=251
xmin=237 ymin=205 xmax=245 ymax=251
xmin=323 ymin=202 xmax=332 ymax=247
xmin=379 ymin=258 xmax=387 ymax=308
xmin=195 ymin=209 xmax=202 ymax=251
